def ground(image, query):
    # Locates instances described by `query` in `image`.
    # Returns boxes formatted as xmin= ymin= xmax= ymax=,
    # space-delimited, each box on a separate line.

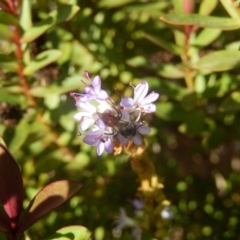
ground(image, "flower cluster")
xmin=70 ymin=71 xmax=159 ymax=155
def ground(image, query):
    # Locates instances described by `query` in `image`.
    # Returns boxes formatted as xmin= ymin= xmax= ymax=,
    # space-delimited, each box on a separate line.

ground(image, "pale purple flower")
xmin=70 ymin=73 xmax=108 ymax=102
xmin=121 ymin=81 xmax=159 ymax=113
xmin=83 ymin=119 xmax=113 ymax=155
xmin=84 ymin=74 xmax=109 ymax=101
xmin=114 ymin=208 xmax=136 ymax=230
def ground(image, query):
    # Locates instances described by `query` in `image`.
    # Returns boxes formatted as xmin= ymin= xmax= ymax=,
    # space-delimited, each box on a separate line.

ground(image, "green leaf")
xmin=0 ymin=54 xmax=18 ymax=71
xmin=156 ymin=102 xmax=189 ymax=121
xmin=192 ymin=50 xmax=240 ymax=72
xmin=160 ymin=13 xmax=240 ymax=30
xmin=23 ymin=50 xmax=62 ymax=75
xmin=126 ymin=56 xmax=147 ymax=67
xmin=185 ymin=110 xmax=205 ymax=136
xmin=0 ymin=24 xmax=13 ymax=40
xmin=19 ymin=0 xmax=32 ymax=31
xmin=157 ymin=64 xmax=184 ymax=79
xmin=0 ymin=11 xmax=18 ymax=25
xmin=180 ymin=90 xmax=197 ymax=110
xmin=220 ymin=0 xmax=240 ymax=19
xmin=45 ymin=225 xmax=92 ymax=240
xmin=144 ymin=33 xmax=182 ymax=55
xmin=18 ymin=180 xmax=83 ymax=232
xmin=199 ymin=0 xmax=218 ymax=15
xmin=193 ymin=28 xmax=222 ymax=47
xmin=219 ymin=92 xmax=240 ymax=112
xmin=98 ymin=0 xmax=136 ymax=8
xmin=21 ymin=5 xmax=80 ymax=43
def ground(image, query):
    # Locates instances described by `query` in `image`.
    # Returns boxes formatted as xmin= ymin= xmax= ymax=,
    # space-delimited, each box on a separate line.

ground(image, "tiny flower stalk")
xmin=126 ymin=144 xmax=171 ymax=239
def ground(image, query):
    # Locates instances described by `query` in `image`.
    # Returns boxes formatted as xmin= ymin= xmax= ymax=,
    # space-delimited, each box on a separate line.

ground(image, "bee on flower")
xmin=70 ymin=71 xmax=159 ymax=155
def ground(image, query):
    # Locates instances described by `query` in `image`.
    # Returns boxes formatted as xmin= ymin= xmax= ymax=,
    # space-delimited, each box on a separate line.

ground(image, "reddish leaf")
xmin=18 ymin=180 xmax=82 ymax=233
xmin=0 ymin=144 xmax=23 ymax=231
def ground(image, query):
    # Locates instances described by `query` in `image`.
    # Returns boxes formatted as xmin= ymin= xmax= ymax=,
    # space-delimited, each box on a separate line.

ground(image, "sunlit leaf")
xmin=23 ymin=50 xmax=62 ymax=75
xmin=160 ymin=13 xmax=240 ymax=30
xmin=193 ymin=28 xmax=222 ymax=47
xmin=18 ymin=180 xmax=82 ymax=232
xmin=21 ymin=5 xmax=80 ymax=43
xmin=199 ymin=0 xmax=218 ymax=15
xmin=45 ymin=225 xmax=92 ymax=240
xmin=0 ymin=144 xmax=23 ymax=231
xmin=192 ymin=50 xmax=240 ymax=72
xmin=219 ymin=0 xmax=240 ymax=19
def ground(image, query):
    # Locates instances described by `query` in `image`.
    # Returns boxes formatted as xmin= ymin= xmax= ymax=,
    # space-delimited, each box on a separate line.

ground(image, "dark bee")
xmin=97 ymin=100 xmax=142 ymax=138
xmin=117 ymin=121 xmax=137 ymax=138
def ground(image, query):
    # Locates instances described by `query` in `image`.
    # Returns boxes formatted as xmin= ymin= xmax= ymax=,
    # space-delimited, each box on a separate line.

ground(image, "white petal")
xmin=97 ymin=141 xmax=105 ymax=155
xmin=140 ymin=92 xmax=159 ymax=105
xmin=134 ymin=81 xmax=148 ymax=103
xmin=92 ymin=75 xmax=101 ymax=94
xmin=132 ymin=134 xmax=142 ymax=145
xmin=142 ymin=104 xmax=156 ymax=113
xmin=79 ymin=118 xmax=95 ymax=131
xmin=98 ymin=90 xmax=109 ymax=99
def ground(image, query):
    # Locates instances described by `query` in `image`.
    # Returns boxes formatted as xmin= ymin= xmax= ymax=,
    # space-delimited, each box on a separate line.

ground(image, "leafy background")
xmin=1 ymin=0 xmax=240 ymax=239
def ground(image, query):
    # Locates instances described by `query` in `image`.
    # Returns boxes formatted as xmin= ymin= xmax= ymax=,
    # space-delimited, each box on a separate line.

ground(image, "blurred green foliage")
xmin=1 ymin=0 xmax=240 ymax=239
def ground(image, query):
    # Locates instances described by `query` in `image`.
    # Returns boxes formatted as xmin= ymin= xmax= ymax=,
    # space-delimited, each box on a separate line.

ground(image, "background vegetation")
xmin=1 ymin=0 xmax=240 ymax=239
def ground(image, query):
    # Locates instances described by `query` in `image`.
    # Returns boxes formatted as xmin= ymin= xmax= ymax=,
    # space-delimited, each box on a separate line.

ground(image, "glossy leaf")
xmin=18 ymin=180 xmax=82 ymax=232
xmin=160 ymin=13 xmax=240 ymax=30
xmin=219 ymin=92 xmax=240 ymax=112
xmin=21 ymin=5 xmax=80 ymax=43
xmin=23 ymin=50 xmax=62 ymax=75
xmin=0 ymin=144 xmax=23 ymax=231
xmin=45 ymin=225 xmax=92 ymax=240
xmin=192 ymin=50 xmax=240 ymax=72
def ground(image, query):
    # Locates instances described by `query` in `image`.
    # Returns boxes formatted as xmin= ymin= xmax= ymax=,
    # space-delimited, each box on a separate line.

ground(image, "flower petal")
xmin=92 ymin=75 xmax=101 ymax=94
xmin=83 ymin=131 xmax=100 ymax=145
xmin=117 ymin=134 xmax=129 ymax=146
xmin=141 ymin=103 xmax=156 ymax=113
xmin=79 ymin=118 xmax=95 ymax=131
xmin=104 ymin=138 xmax=113 ymax=153
xmin=137 ymin=124 xmax=151 ymax=135
xmin=132 ymin=134 xmax=142 ymax=145
xmin=134 ymin=81 xmax=148 ymax=103
xmin=140 ymin=92 xmax=159 ymax=105
xmin=97 ymin=141 xmax=105 ymax=155
xmin=120 ymin=97 xmax=134 ymax=108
